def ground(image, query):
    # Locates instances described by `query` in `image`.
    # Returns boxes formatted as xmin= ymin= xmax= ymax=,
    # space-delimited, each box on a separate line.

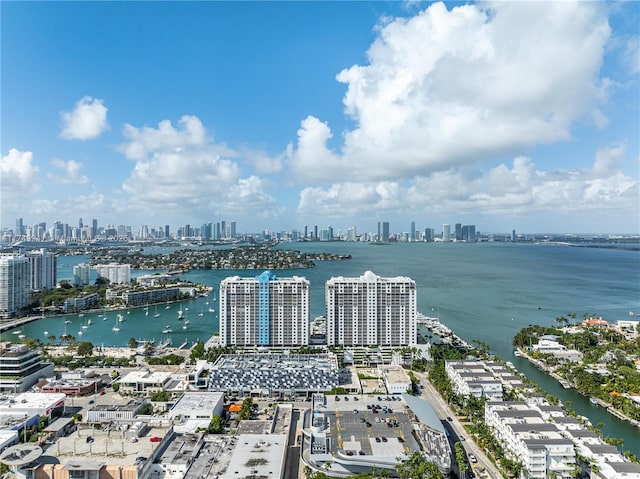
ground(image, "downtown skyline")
xmin=2 ymin=1 xmax=639 ymax=234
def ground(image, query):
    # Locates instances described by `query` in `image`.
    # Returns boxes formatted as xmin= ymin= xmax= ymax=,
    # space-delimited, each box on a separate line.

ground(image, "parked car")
xmin=468 ymin=453 xmax=477 ymax=463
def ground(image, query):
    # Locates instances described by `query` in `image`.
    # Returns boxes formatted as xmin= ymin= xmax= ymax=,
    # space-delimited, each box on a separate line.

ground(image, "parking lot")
xmin=324 ymin=395 xmax=418 ymax=457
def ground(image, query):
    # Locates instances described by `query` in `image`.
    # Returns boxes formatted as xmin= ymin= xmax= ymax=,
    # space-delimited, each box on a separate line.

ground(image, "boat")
xmin=165 ymin=305 xmax=170 ymax=310
xmin=198 ymin=307 xmax=204 ymax=317
xmin=44 ymin=331 xmax=48 ymax=335
xmin=185 ymin=319 xmax=190 ymax=325
xmin=112 ymin=317 xmax=120 ymax=332
xmin=117 ymin=314 xmax=125 ymax=323
xmin=208 ymin=308 xmax=215 ymax=313
xmin=153 ymin=305 xmax=160 ymax=318
xmin=12 ymin=330 xmax=22 ymax=335
xmin=78 ymin=331 xmax=83 ymax=336
xmin=82 ymin=325 xmax=89 ymax=329
xmin=559 ymin=379 xmax=571 ymax=389
xmin=65 ymin=320 xmax=72 ymax=324
xmin=182 ymin=324 xmax=188 ymax=330
xmin=103 ymin=316 xmax=108 ymax=321
xmin=178 ymin=308 xmax=184 ymax=320
xmin=590 ymin=397 xmax=599 ymax=405
xmin=514 ymin=349 xmax=522 ymax=357
xmin=162 ymin=325 xmax=173 ymax=334
xmin=79 ymin=313 xmax=85 ymax=317
xmin=18 ymin=334 xmax=26 ymax=339
xmin=87 ymin=319 xmax=92 ymax=325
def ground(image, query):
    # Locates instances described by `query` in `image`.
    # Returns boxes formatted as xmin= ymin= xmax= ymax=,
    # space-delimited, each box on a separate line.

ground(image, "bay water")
xmin=4 ymin=242 xmax=639 ymax=454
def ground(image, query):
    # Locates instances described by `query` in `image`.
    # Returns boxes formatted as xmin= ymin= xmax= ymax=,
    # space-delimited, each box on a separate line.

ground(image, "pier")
xmin=417 ymin=313 xmax=470 ymax=349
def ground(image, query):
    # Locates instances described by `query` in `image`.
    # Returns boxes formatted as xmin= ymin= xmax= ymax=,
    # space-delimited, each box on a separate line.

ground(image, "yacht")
xmin=112 ymin=317 xmax=120 ymax=332
xmin=162 ymin=326 xmax=173 ymax=334
xmin=65 ymin=320 xmax=72 ymax=324
xmin=117 ymin=314 xmax=125 ymax=323
xmin=87 ymin=319 xmax=93 ymax=325
xmin=178 ymin=308 xmax=184 ymax=320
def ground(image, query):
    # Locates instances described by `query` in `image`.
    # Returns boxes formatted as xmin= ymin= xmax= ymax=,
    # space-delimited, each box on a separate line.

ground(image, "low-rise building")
xmin=86 ymin=399 xmax=147 ymax=422
xmin=63 ymin=293 xmax=100 ymax=313
xmin=119 ymin=369 xmax=173 ymax=396
xmin=445 ymin=360 xmax=503 ymax=401
xmin=378 ymin=365 xmax=411 ymax=394
xmin=0 ymin=343 xmax=55 ymax=393
xmin=485 ymin=401 xmax=576 ymax=479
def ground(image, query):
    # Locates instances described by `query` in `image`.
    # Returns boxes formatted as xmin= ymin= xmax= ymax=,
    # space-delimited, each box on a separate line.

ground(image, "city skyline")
xmin=2 ymin=2 xmax=639 ymax=234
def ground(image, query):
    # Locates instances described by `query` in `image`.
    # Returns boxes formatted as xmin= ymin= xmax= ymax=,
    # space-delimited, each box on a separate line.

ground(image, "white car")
xmin=468 ymin=453 xmax=477 ymax=463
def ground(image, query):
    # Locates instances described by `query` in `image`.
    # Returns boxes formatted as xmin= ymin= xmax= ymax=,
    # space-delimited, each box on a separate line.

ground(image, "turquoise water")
xmin=3 ymin=242 xmax=639 ymax=454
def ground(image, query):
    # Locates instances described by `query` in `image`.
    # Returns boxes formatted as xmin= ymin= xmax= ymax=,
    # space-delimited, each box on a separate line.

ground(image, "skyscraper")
xmin=73 ymin=263 xmax=91 ymax=286
xmin=219 ymin=271 xmax=309 ymax=347
xmin=15 ymin=218 xmax=24 ymax=237
xmin=442 ymin=224 xmax=451 ymax=242
xmin=382 ymin=222 xmax=390 ymax=242
xmin=230 ymin=221 xmax=236 ymax=239
xmin=410 ymin=221 xmax=416 ymax=242
xmin=0 ymin=254 xmax=30 ymax=318
xmin=25 ymin=249 xmax=56 ymax=290
xmin=94 ymin=263 xmax=131 ymax=285
xmin=325 ymin=271 xmax=417 ymax=347
xmin=455 ymin=223 xmax=462 ymax=241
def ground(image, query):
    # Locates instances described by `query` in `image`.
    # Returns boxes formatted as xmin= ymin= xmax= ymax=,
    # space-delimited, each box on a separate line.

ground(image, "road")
xmin=416 ymin=372 xmax=503 ymax=479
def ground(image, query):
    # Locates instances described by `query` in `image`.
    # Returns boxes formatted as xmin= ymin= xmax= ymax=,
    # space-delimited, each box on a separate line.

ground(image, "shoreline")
xmin=515 ymin=347 xmax=640 ymax=429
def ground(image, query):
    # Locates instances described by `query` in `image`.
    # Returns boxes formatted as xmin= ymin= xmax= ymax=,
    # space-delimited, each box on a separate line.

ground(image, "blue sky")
xmin=2 ymin=1 xmax=639 ymax=235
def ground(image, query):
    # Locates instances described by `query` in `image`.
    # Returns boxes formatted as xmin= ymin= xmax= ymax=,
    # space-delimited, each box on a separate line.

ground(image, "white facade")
xmin=326 ymin=271 xmax=417 ymax=347
xmin=445 ymin=360 xmax=503 ymax=401
xmin=25 ymin=249 xmax=56 ymax=290
xmin=119 ymin=369 xmax=173 ymax=396
xmin=169 ymin=392 xmax=224 ymax=420
xmin=219 ymin=271 xmax=309 ymax=347
xmin=0 ymin=343 xmax=55 ymax=393
xmin=73 ymin=263 xmax=91 ymax=286
xmin=379 ymin=365 xmax=411 ymax=394
xmin=0 ymin=254 xmax=30 ymax=318
xmin=485 ymin=401 xmax=576 ymax=479
xmin=94 ymin=263 xmax=131 ymax=285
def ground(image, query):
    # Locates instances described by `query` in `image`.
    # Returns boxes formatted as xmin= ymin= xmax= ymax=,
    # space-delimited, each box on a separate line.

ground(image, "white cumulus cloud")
xmin=119 ymin=115 xmax=277 ymax=221
xmin=47 ymin=159 xmax=90 ymax=184
xmin=1 ymin=148 xmax=40 ymax=196
xmin=288 ymin=1 xmax=611 ymax=183
xmin=297 ymin=147 xmax=639 ymax=220
xmin=60 ymin=96 xmax=109 ymax=140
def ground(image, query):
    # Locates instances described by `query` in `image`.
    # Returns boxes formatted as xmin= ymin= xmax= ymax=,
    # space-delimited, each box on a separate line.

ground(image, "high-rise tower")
xmin=325 ymin=271 xmax=417 ymax=347
xmin=219 ymin=271 xmax=309 ymax=347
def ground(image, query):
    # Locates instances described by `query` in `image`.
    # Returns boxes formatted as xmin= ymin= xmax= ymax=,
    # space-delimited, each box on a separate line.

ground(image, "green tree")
xmin=128 ymin=338 xmax=139 ymax=349
xmin=149 ymin=391 xmax=170 ymax=402
xmin=76 ymin=341 xmax=94 ymax=357
xmin=207 ymin=415 xmax=226 ymax=433
xmin=396 ymin=451 xmax=444 ymax=479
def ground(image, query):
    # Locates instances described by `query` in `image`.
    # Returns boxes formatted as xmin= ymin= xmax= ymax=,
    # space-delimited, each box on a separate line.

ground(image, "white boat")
xmin=87 ymin=319 xmax=92 ymax=325
xmin=208 ymin=308 xmax=215 ymax=313
xmin=165 ymin=305 xmax=170 ymax=310
xmin=112 ymin=318 xmax=120 ymax=332
xmin=182 ymin=324 xmax=188 ymax=330
xmin=82 ymin=325 xmax=89 ymax=329
xmin=65 ymin=320 xmax=72 ymax=324
xmin=103 ymin=316 xmax=108 ymax=321
xmin=78 ymin=331 xmax=83 ymax=336
xmin=12 ymin=330 xmax=22 ymax=335
xmin=79 ymin=313 xmax=85 ymax=317
xmin=117 ymin=314 xmax=125 ymax=323
xmin=153 ymin=306 xmax=160 ymax=318
xmin=44 ymin=331 xmax=48 ymax=335
xmin=162 ymin=325 xmax=173 ymax=333
xmin=590 ymin=397 xmax=599 ymax=405
xmin=178 ymin=308 xmax=184 ymax=320
xmin=18 ymin=334 xmax=26 ymax=339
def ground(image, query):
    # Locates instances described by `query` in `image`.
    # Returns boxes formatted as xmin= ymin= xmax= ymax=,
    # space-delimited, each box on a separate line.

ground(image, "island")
xmin=513 ymin=314 xmax=640 ymax=427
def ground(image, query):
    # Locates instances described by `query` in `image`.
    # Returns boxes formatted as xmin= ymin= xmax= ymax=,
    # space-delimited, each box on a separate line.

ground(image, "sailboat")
xmin=112 ymin=317 xmax=120 ymax=332
xmin=198 ymin=306 xmax=204 ymax=317
xmin=162 ymin=325 xmax=172 ymax=334
xmin=154 ymin=305 xmax=160 ymax=318
xmin=117 ymin=313 xmax=125 ymax=323
xmin=178 ymin=307 xmax=184 ymax=320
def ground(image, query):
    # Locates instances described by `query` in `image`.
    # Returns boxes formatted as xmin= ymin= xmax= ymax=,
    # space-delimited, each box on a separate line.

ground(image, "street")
xmin=415 ymin=372 xmax=502 ymax=479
